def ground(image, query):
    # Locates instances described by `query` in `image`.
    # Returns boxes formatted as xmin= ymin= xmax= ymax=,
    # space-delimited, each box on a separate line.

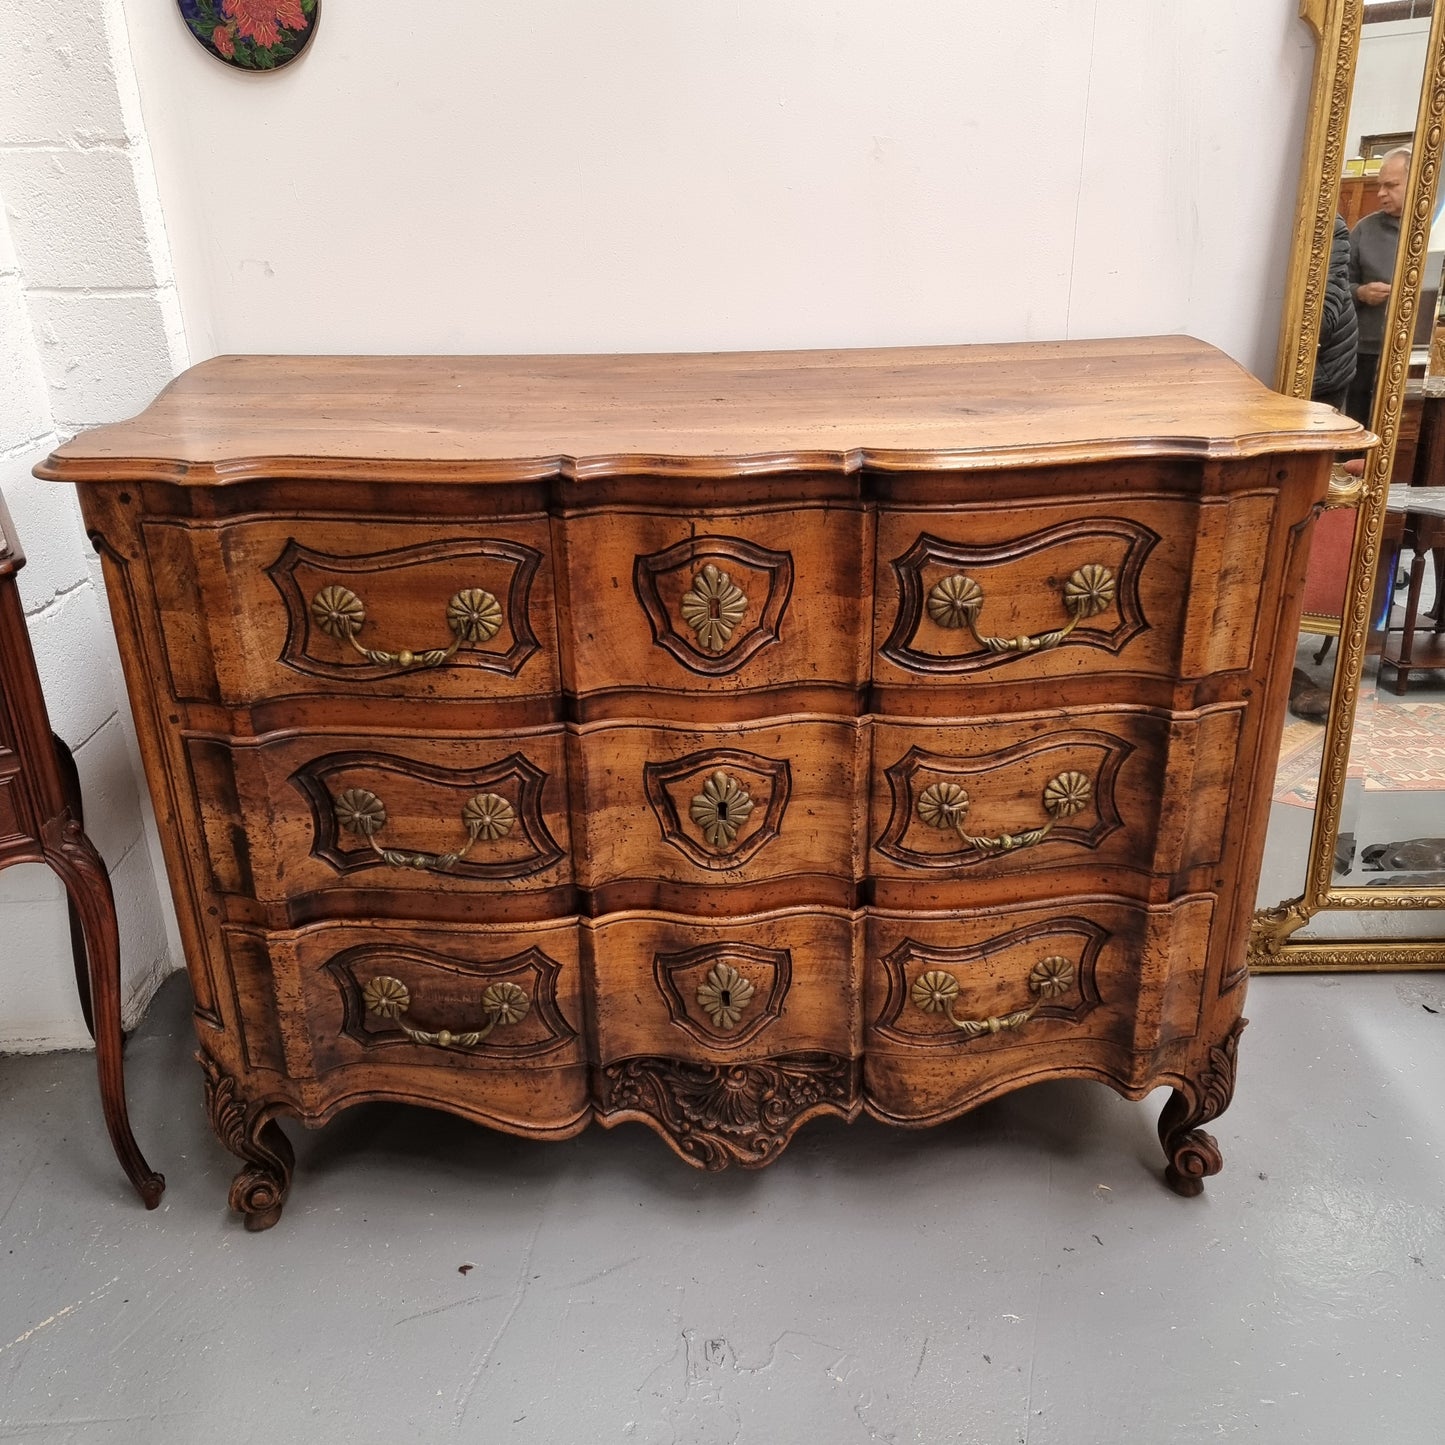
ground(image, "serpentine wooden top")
xmin=38 ymin=336 xmax=1369 ymax=486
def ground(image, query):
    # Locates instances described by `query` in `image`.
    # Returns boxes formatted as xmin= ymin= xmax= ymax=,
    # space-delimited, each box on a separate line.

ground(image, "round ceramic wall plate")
xmin=177 ymin=0 xmax=320 ymax=71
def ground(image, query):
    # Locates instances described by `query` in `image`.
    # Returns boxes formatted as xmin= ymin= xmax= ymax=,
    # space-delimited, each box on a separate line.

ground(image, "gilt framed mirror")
xmin=1255 ymin=0 xmax=1445 ymax=971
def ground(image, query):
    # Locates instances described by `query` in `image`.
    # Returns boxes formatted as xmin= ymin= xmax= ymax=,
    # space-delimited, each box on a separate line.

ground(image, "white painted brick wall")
xmin=26 ymin=587 xmax=126 ymax=747
xmin=28 ymin=292 xmax=181 ymax=427
xmin=2 ymin=149 xmax=160 ymax=289
xmin=0 ymin=465 xmax=91 ymax=610
xmin=0 ymin=276 xmax=50 ymax=450
xmin=0 ymin=0 xmax=187 ymax=1053
xmin=0 ymin=8 xmax=129 ymax=144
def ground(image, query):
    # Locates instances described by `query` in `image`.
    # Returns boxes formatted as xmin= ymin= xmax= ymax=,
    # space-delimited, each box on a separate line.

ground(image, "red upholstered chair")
xmin=1299 ymin=504 xmax=1357 ymax=663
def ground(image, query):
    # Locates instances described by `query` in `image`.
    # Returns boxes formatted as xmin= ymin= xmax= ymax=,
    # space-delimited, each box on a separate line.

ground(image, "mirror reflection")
xmin=1264 ymin=7 xmax=1441 ymax=916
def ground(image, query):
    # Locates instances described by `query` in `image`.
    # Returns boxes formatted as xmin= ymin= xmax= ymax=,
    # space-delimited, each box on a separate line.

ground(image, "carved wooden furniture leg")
xmin=1158 ymin=1018 xmax=1247 ymax=1197
xmin=199 ymin=1053 xmax=295 ymax=1231
xmin=1383 ymin=512 xmax=1445 ymax=691
xmin=51 ymin=732 xmax=95 ymax=1040
xmin=0 ymin=494 xmax=162 ymax=1208
xmin=43 ymin=818 xmax=166 ymax=1208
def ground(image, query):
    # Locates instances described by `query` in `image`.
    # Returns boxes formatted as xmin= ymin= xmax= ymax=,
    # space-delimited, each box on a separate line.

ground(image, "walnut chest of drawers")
xmin=40 ymin=338 xmax=1363 ymax=1229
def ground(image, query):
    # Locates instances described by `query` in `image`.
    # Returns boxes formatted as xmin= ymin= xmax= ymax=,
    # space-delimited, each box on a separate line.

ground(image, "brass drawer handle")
xmin=911 ymin=956 xmax=1074 ymax=1038
xmin=916 ymin=770 xmax=1091 ymax=855
xmin=333 ymin=787 xmax=515 ymax=872
xmin=927 ymin=564 xmax=1114 ymax=654
xmin=311 ymin=584 xmax=503 ymax=669
xmin=362 ymin=975 xmax=530 ymax=1048
xmin=680 ymin=565 xmax=749 ymax=653
xmin=696 ymin=962 xmax=756 ymax=1030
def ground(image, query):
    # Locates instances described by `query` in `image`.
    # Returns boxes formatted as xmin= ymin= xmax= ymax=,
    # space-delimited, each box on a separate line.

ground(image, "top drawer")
xmin=556 ymin=500 xmax=873 ymax=719
xmin=872 ymin=488 xmax=1275 ymax=693
xmin=145 ymin=516 xmax=559 ymax=712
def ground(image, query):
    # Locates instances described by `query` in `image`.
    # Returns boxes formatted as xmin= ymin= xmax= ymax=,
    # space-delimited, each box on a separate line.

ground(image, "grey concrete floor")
xmin=2 ymin=971 xmax=1443 ymax=1445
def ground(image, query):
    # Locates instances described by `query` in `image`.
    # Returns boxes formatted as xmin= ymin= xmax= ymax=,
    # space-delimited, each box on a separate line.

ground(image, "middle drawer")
xmin=572 ymin=716 xmax=866 ymax=912
xmin=867 ymin=703 xmax=1242 ymax=906
xmin=187 ymin=726 xmax=573 ymax=913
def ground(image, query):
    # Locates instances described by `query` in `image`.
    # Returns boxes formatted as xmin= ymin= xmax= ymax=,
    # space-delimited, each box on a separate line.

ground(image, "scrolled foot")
xmin=1156 ymin=1018 xmax=1245 ymax=1198
xmin=228 ymin=1123 xmax=294 ymax=1231
xmin=241 ymin=1201 xmax=285 ymax=1233
xmin=200 ymin=1051 xmax=295 ymax=1230
xmin=1162 ymin=1124 xmax=1222 ymax=1197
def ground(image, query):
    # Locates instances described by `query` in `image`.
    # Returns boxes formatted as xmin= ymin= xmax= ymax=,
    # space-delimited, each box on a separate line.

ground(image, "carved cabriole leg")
xmin=42 ymin=815 xmax=165 ymax=1208
xmin=1158 ymin=1017 xmax=1247 ymax=1197
xmin=50 ymin=734 xmax=96 ymax=1039
xmin=198 ymin=1051 xmax=295 ymax=1231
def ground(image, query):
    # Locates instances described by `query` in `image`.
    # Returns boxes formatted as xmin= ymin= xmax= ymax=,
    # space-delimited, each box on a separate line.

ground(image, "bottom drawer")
xmin=864 ymin=894 xmax=1215 ymax=1125
xmin=585 ymin=906 xmax=863 ymax=1066
xmin=586 ymin=907 xmax=864 ymax=1169
xmin=262 ymin=918 xmax=589 ymax=1134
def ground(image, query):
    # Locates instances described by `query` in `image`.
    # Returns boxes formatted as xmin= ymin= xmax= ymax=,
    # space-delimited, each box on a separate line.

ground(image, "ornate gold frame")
xmin=1254 ymin=0 xmax=1445 ymax=972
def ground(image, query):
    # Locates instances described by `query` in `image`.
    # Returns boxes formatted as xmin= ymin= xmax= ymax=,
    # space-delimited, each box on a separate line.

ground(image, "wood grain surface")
xmin=38 ymin=337 xmax=1365 ymax=484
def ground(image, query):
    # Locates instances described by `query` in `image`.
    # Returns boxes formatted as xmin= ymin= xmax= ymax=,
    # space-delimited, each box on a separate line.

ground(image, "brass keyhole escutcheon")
xmin=696 ymin=963 xmax=755 ymax=1031
xmin=680 ymin=565 xmax=748 ymax=653
xmin=689 ymin=771 xmax=756 ymax=850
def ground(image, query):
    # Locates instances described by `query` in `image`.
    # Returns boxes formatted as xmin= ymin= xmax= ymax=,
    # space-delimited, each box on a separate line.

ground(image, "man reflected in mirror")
xmin=1345 ymin=147 xmax=1410 ymax=426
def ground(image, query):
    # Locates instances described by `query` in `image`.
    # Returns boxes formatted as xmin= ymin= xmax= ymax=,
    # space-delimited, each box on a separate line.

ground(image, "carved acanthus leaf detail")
xmin=599 ymin=1053 xmax=855 ymax=1169
xmin=1158 ymin=1018 xmax=1247 ymax=1198
xmin=198 ymin=1050 xmax=295 ymax=1230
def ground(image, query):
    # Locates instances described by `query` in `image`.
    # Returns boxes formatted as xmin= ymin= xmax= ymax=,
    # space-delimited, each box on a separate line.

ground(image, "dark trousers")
xmin=1344 ymin=352 xmax=1379 ymax=428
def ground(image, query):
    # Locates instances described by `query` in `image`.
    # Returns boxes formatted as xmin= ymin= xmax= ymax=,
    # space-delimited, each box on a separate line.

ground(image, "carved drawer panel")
xmin=586 ymin=907 xmax=863 ymax=1066
xmin=863 ymin=895 xmax=1217 ymax=1126
xmin=0 ymin=768 xmax=28 ymax=848
xmin=186 ymin=726 xmax=571 ymax=907
xmin=868 ymin=908 xmax=1117 ymax=1053
xmin=270 ymin=919 xmax=588 ymax=1133
xmin=873 ymin=490 xmax=1275 ymax=690
xmin=868 ymin=704 xmax=1242 ymax=905
xmin=861 ymin=895 xmax=1225 ymax=1121
xmin=0 ymin=731 xmax=31 ymax=845
xmin=143 ymin=517 xmax=557 ymax=710
xmin=572 ymin=716 xmax=866 ymax=911
xmin=556 ymin=504 xmax=871 ymax=717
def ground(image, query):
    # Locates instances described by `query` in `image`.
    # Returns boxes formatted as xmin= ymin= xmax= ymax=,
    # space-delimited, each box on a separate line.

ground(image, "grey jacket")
xmin=1349 ymin=209 xmax=1401 ymax=355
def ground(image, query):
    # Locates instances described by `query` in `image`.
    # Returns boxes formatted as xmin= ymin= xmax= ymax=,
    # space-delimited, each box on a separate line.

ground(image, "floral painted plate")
xmin=177 ymin=0 xmax=320 ymax=71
